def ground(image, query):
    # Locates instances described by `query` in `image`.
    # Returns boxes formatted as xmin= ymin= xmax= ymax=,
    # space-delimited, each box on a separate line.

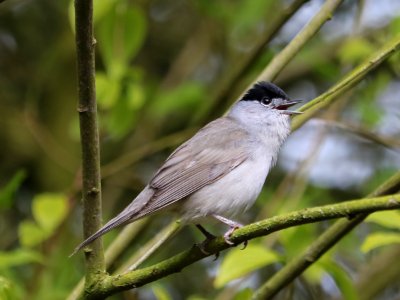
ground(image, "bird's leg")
xmin=195 ymin=224 xmax=219 ymax=260
xmin=196 ymin=224 xmax=216 ymax=240
xmin=212 ymin=214 xmax=248 ymax=249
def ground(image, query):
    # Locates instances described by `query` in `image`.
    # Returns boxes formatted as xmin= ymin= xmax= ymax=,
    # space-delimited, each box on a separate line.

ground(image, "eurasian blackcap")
xmin=72 ymin=81 xmax=301 ymax=255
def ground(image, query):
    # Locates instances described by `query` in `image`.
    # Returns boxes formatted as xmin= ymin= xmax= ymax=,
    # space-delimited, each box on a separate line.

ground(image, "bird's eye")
xmin=261 ymin=97 xmax=272 ymax=106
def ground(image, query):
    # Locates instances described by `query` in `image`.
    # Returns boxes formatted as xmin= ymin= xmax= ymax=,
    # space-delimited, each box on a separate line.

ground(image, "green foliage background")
xmin=0 ymin=0 xmax=399 ymax=299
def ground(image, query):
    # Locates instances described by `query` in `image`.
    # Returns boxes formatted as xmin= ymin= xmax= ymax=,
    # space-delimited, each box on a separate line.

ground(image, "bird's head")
xmin=240 ymin=81 xmax=302 ymax=115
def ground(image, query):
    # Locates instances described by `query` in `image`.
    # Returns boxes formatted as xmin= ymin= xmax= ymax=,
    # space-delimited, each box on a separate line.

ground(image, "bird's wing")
xmin=70 ymin=117 xmax=250 ymax=255
xmin=135 ymin=117 xmax=250 ymax=218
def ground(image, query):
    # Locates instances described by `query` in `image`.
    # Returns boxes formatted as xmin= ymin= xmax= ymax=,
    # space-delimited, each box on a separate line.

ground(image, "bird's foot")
xmin=213 ymin=214 xmax=248 ymax=249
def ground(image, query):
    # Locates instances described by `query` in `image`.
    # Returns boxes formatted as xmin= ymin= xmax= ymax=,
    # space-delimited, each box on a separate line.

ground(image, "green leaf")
xmin=361 ymin=232 xmax=400 ymax=253
xmin=354 ymin=72 xmax=389 ymax=126
xmin=319 ymin=261 xmax=358 ymax=300
xmin=96 ymin=72 xmax=121 ymax=109
xmin=0 ymin=170 xmax=26 ymax=210
xmin=0 ymin=249 xmax=43 ymax=269
xmin=126 ymin=81 xmax=145 ymax=109
xmin=304 ymin=261 xmax=325 ymax=283
xmin=338 ymin=38 xmax=375 ymax=65
xmin=68 ymin=0 xmax=118 ymax=33
xmin=389 ymin=16 xmax=400 ymax=35
xmin=32 ymin=193 xmax=68 ymax=234
xmin=105 ymin=94 xmax=137 ymax=139
xmin=233 ymin=288 xmax=253 ymax=300
xmin=18 ymin=221 xmax=48 ymax=247
xmin=279 ymin=224 xmax=315 ymax=259
xmin=97 ymin=4 xmax=147 ymax=77
xmin=187 ymin=296 xmax=208 ymax=300
xmin=366 ymin=211 xmax=400 ymax=230
xmin=214 ymin=244 xmax=279 ymax=288
xmin=0 ymin=276 xmax=19 ymax=300
xmin=152 ymin=82 xmax=204 ymax=117
xmin=152 ymin=284 xmax=172 ymax=300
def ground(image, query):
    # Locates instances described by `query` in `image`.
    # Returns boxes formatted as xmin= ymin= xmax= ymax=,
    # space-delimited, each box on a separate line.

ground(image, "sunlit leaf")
xmin=214 ymin=244 xmax=279 ymax=288
xmin=0 ymin=276 xmax=19 ymax=300
xmin=304 ymin=262 xmax=325 ymax=283
xmin=18 ymin=221 xmax=47 ymax=247
xmin=32 ymin=193 xmax=68 ymax=234
xmin=96 ymin=72 xmax=121 ymax=109
xmin=0 ymin=249 xmax=43 ymax=268
xmin=105 ymin=95 xmax=137 ymax=139
xmin=361 ymin=232 xmax=400 ymax=253
xmin=152 ymin=82 xmax=204 ymax=117
xmin=279 ymin=224 xmax=315 ymax=259
xmin=389 ymin=16 xmax=400 ymax=35
xmin=355 ymin=72 xmax=389 ymax=126
xmin=152 ymin=284 xmax=172 ymax=300
xmin=97 ymin=4 xmax=147 ymax=77
xmin=233 ymin=288 xmax=253 ymax=300
xmin=0 ymin=170 xmax=26 ymax=210
xmin=338 ymin=38 xmax=374 ymax=65
xmin=126 ymin=81 xmax=145 ymax=109
xmin=366 ymin=211 xmax=400 ymax=230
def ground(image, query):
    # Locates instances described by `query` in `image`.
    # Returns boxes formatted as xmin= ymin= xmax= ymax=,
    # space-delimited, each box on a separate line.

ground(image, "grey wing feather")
xmin=135 ymin=117 xmax=250 ymax=218
xmin=71 ymin=117 xmax=249 ymax=255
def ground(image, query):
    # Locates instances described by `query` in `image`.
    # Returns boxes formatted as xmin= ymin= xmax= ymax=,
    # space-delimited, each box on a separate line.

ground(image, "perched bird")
xmin=72 ymin=81 xmax=301 ymax=255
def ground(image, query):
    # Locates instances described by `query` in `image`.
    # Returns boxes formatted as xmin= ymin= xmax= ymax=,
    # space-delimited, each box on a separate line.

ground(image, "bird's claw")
xmin=223 ymin=224 xmax=248 ymax=249
xmin=223 ymin=232 xmax=236 ymax=245
xmin=240 ymin=240 xmax=248 ymax=250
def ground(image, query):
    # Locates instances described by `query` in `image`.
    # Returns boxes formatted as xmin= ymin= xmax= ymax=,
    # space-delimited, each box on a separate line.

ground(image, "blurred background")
xmin=0 ymin=0 xmax=400 ymax=299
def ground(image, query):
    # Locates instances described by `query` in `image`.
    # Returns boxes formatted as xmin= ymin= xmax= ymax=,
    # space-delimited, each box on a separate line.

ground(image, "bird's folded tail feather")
xmin=69 ymin=187 xmax=154 ymax=257
xmin=69 ymin=210 xmax=133 ymax=257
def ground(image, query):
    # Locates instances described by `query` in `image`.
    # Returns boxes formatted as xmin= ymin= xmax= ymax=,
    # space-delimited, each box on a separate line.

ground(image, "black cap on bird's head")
xmin=240 ymin=81 xmax=302 ymax=115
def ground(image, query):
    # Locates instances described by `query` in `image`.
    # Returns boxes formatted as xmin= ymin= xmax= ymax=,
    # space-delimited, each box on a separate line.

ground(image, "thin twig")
xmin=320 ymin=119 xmax=400 ymax=149
xmin=254 ymin=0 xmax=344 ymax=84
xmin=118 ymin=220 xmax=181 ymax=273
xmin=292 ymin=34 xmax=400 ymax=130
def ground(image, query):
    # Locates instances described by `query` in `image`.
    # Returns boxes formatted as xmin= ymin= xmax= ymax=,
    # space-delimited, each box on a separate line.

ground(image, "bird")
xmin=71 ymin=81 xmax=301 ymax=256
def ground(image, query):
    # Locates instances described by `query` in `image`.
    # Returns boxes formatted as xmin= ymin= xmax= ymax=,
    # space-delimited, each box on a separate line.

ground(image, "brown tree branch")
xmin=74 ymin=0 xmax=106 ymax=292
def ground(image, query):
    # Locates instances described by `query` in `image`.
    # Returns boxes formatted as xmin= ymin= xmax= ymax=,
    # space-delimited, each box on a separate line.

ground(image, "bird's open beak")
xmin=278 ymin=99 xmax=303 ymax=115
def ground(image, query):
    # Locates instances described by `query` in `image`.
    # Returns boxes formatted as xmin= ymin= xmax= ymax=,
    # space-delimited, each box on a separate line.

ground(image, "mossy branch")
xmin=86 ymin=194 xmax=400 ymax=298
xmin=252 ymin=171 xmax=400 ymax=300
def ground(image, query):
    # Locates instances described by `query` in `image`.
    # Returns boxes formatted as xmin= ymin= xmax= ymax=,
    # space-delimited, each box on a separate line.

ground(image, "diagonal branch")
xmin=254 ymin=0 xmax=344 ymax=83
xmin=87 ymin=194 xmax=400 ymax=298
xmin=193 ymin=0 xmax=310 ymax=123
xmin=252 ymin=171 xmax=400 ymax=300
xmin=292 ymin=33 xmax=400 ymax=130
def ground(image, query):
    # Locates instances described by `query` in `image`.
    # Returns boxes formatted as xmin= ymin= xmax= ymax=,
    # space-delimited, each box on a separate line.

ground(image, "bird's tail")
xmin=70 ymin=187 xmax=153 ymax=257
